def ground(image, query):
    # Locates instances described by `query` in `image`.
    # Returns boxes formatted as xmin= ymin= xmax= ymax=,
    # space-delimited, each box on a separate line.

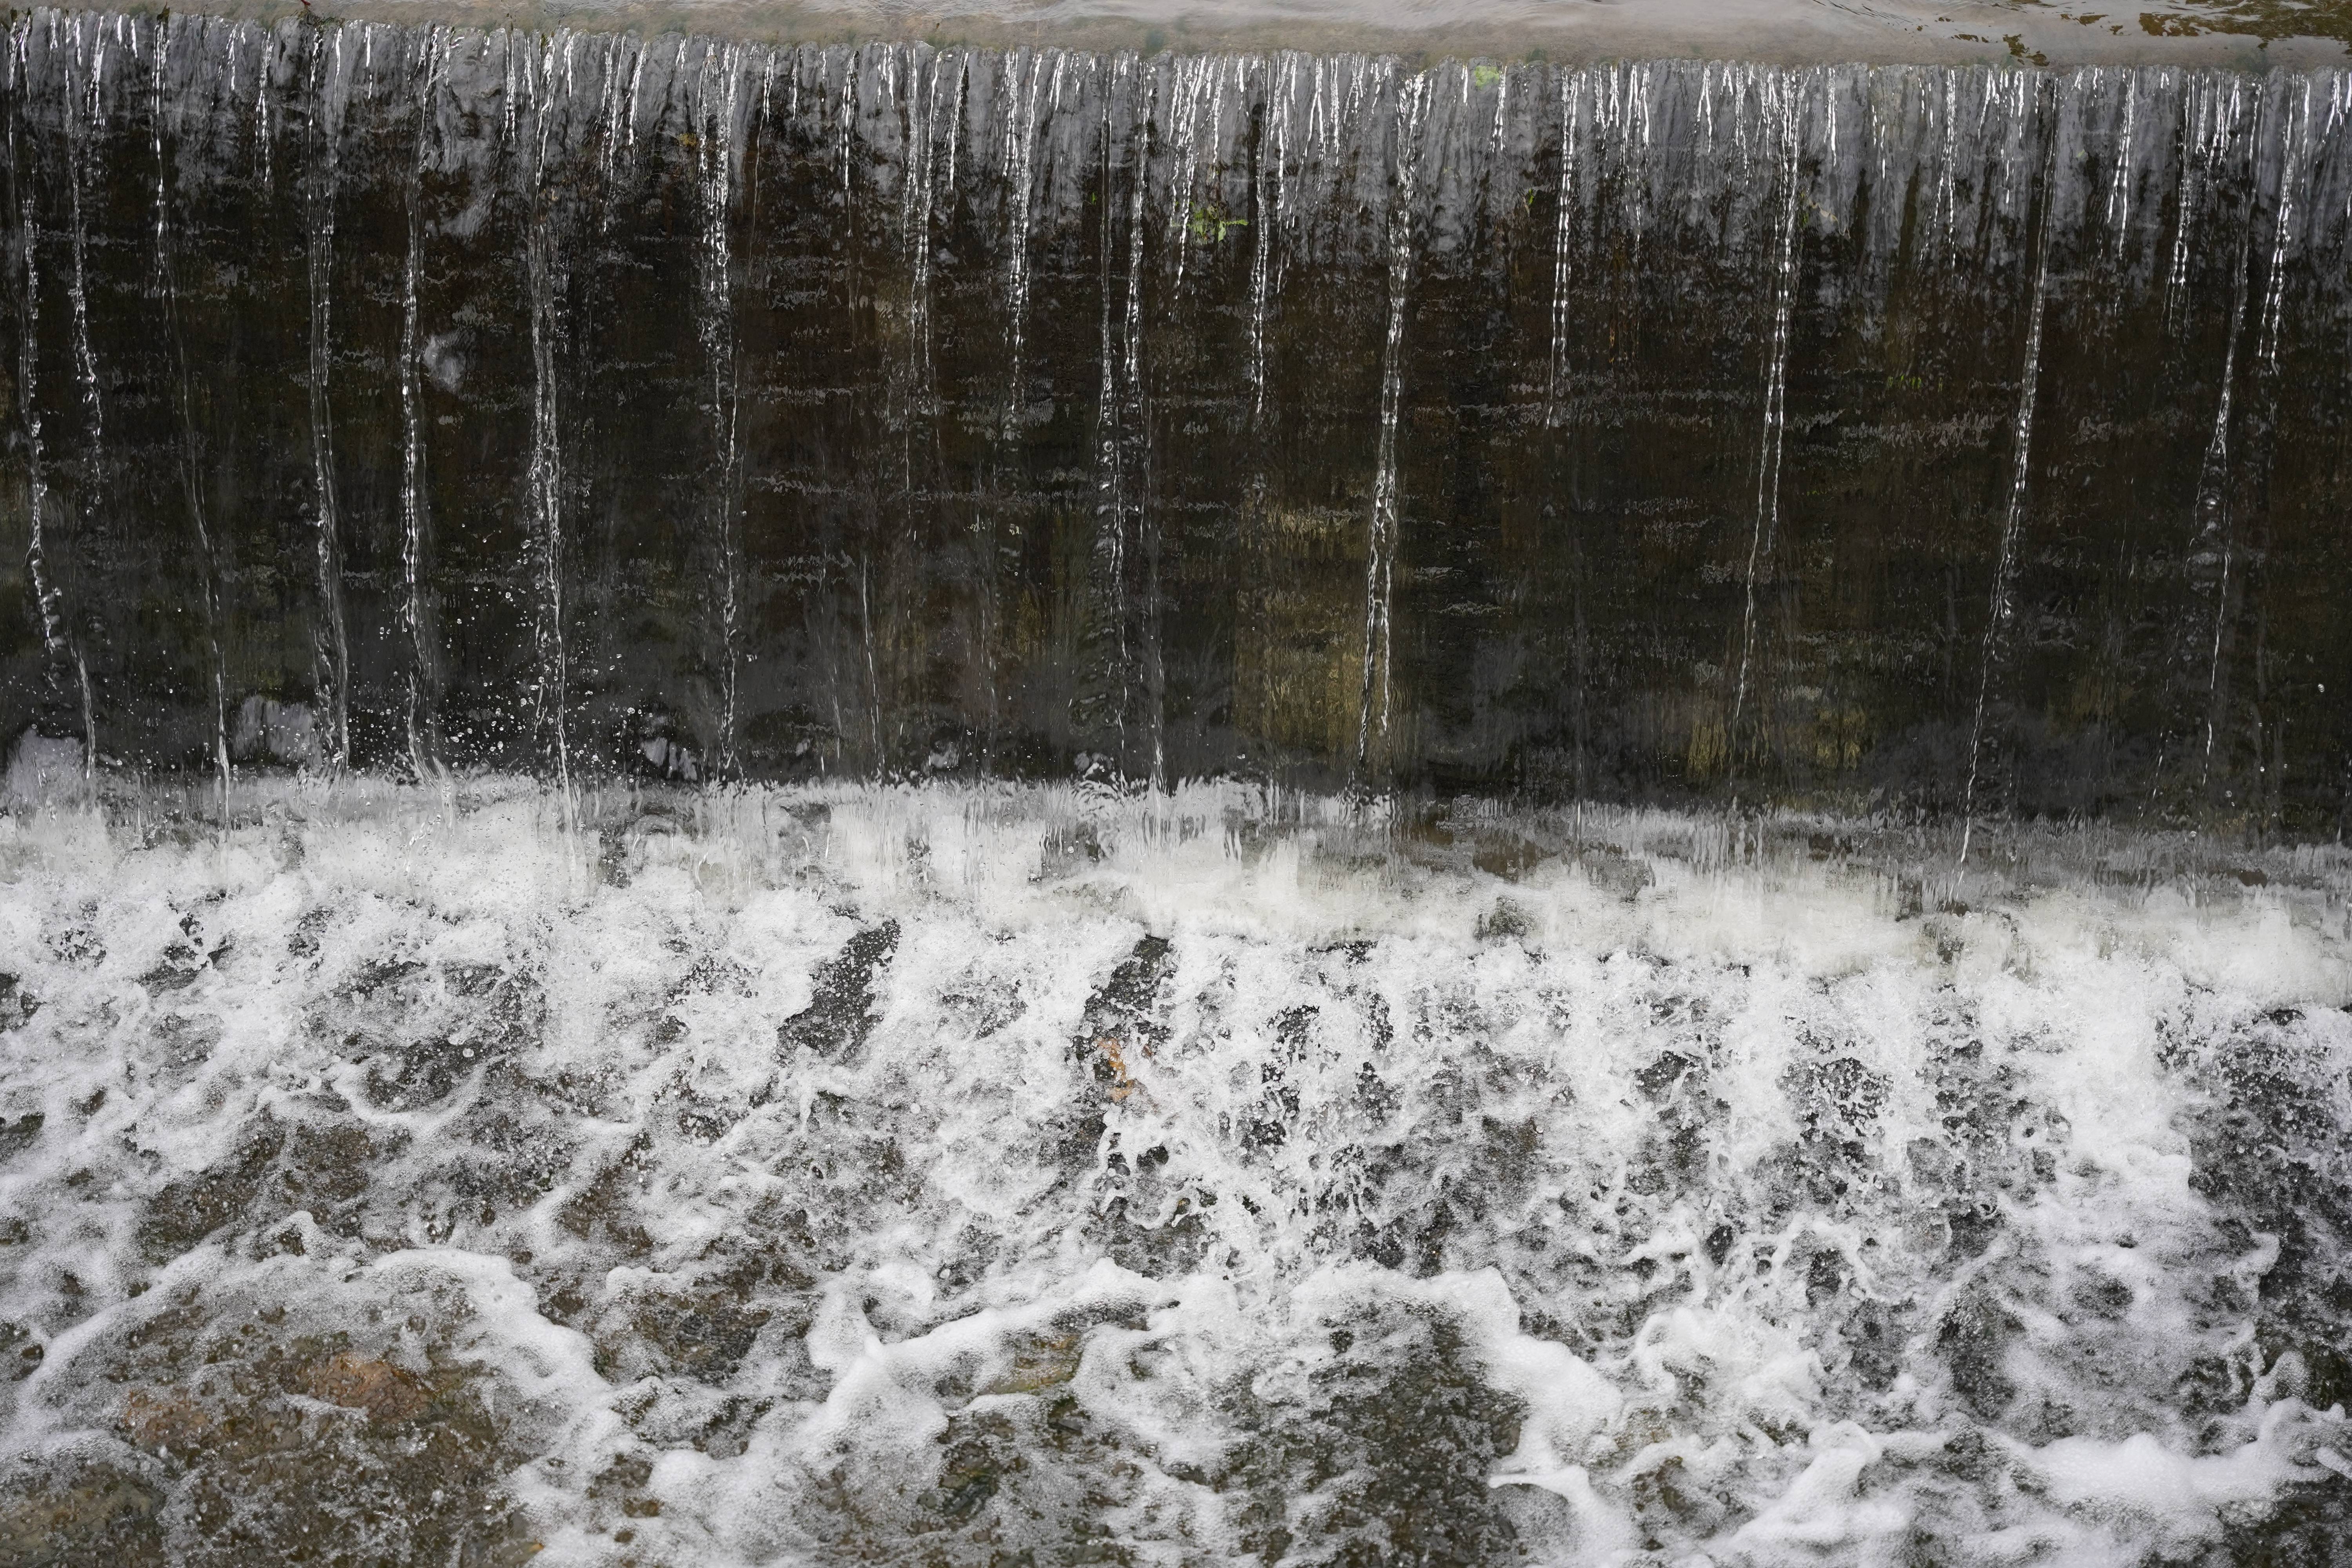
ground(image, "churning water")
xmin=1 ymin=764 xmax=2350 ymax=1563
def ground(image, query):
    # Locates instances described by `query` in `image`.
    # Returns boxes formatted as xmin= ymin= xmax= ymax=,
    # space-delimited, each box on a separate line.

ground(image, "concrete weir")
xmin=3 ymin=4 xmax=2351 ymax=831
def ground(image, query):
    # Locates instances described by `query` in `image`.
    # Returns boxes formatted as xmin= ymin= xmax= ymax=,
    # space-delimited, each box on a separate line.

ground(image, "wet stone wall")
xmin=4 ymin=9 xmax=2352 ymax=832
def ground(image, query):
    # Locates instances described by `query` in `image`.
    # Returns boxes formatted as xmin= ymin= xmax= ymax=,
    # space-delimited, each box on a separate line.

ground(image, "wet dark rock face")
xmin=3 ymin=12 xmax=2350 ymax=831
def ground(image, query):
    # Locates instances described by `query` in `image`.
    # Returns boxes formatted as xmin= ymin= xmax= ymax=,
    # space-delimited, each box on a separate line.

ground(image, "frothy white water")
xmin=1 ymin=773 xmax=2349 ymax=1563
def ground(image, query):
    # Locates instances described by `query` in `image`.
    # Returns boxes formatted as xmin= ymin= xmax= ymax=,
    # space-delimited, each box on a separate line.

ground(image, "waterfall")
xmin=6 ymin=15 xmax=2352 ymax=1565
xmin=692 ymin=42 xmax=746 ymax=782
xmin=1247 ymin=53 xmax=1281 ymax=423
xmin=1355 ymin=65 xmax=1424 ymax=784
xmin=1728 ymin=71 xmax=1802 ymax=779
xmin=8 ymin=24 xmax=72 ymax=760
xmin=0 ymin=14 xmax=2347 ymax=823
xmin=396 ymin=28 xmax=443 ymax=780
xmin=524 ymin=37 xmax=571 ymax=811
xmin=2193 ymin=221 xmax=2252 ymax=798
xmin=997 ymin=50 xmax=1039 ymax=407
xmin=303 ymin=29 xmax=352 ymax=775
xmin=57 ymin=16 xmax=106 ymax=783
xmin=1959 ymin=88 xmax=2055 ymax=864
xmin=152 ymin=26 xmax=232 ymax=820
xmin=1087 ymin=52 xmax=1143 ymax=779
xmin=1546 ymin=71 xmax=1590 ymax=813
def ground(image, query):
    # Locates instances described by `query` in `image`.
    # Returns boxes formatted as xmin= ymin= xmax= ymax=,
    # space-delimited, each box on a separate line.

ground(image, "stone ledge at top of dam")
xmin=15 ymin=0 xmax=2352 ymax=67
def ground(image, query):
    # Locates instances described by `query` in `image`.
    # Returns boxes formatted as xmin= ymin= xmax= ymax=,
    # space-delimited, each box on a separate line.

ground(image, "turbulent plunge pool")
xmin=0 ymin=771 xmax=2348 ymax=1564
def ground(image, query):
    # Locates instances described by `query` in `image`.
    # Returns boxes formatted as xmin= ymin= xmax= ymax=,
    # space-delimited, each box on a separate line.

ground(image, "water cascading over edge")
xmin=3 ymin=11 xmax=2352 ymax=836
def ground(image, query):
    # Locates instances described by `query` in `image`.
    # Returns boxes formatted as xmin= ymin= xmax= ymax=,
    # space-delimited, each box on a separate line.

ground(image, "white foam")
xmin=0 ymin=775 xmax=2346 ymax=1560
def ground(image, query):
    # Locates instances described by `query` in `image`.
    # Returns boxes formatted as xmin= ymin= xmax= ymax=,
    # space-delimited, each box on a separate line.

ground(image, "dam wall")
xmin=4 ymin=10 xmax=2352 ymax=831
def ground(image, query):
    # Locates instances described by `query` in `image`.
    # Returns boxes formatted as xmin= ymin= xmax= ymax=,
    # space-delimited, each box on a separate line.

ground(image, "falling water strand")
xmin=1247 ymin=55 xmax=1279 ymax=423
xmin=857 ymin=553 xmax=882 ymax=770
xmin=2162 ymin=79 xmax=2203 ymax=331
xmin=2167 ymin=77 xmax=2233 ymax=335
xmin=10 ymin=23 xmax=75 ymax=750
xmin=1615 ymin=62 xmax=1654 ymax=260
xmin=2226 ymin=80 xmax=2307 ymax=828
xmin=64 ymin=15 xmax=104 ymax=477
xmin=1000 ymin=50 xmax=1044 ymax=431
xmin=496 ymin=26 xmax=518 ymax=151
xmin=1128 ymin=65 xmax=1160 ymax=788
xmin=873 ymin=45 xmax=936 ymax=775
xmin=250 ymin=27 xmax=274 ymax=188
xmin=1936 ymin=73 xmax=1959 ymax=257
xmin=837 ymin=50 xmax=884 ymax=775
xmin=525 ymin=40 xmax=571 ymax=818
xmin=1547 ymin=72 xmax=1582 ymax=419
xmin=888 ymin=49 xmax=931 ymax=519
xmin=1085 ymin=60 xmax=1131 ymax=773
xmin=593 ymin=32 xmax=632 ymax=222
xmin=695 ymin=43 xmax=746 ymax=781
xmin=1236 ymin=54 xmax=1279 ymax=762
xmin=2106 ymin=69 xmax=2138 ymax=263
xmin=1959 ymin=123 xmax=2057 ymax=867
xmin=397 ymin=29 xmax=444 ymax=781
xmin=835 ymin=48 xmax=856 ymax=198
xmin=1355 ymin=69 xmax=1428 ymax=781
xmin=2190 ymin=243 xmax=2252 ymax=801
xmin=1165 ymin=54 xmax=1210 ymax=291
xmin=935 ymin=48 xmax=962 ymax=199
xmin=59 ymin=18 xmax=101 ymax=780
xmin=1728 ymin=74 xmax=1803 ymax=771
xmin=1551 ymin=70 xmax=1592 ymax=820
xmin=969 ymin=47 xmax=1018 ymax=758
xmin=2255 ymin=78 xmax=2307 ymax=375
xmin=901 ymin=50 xmax=938 ymax=401
xmin=153 ymin=23 xmax=233 ymax=820
xmin=304 ymin=31 xmax=352 ymax=773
